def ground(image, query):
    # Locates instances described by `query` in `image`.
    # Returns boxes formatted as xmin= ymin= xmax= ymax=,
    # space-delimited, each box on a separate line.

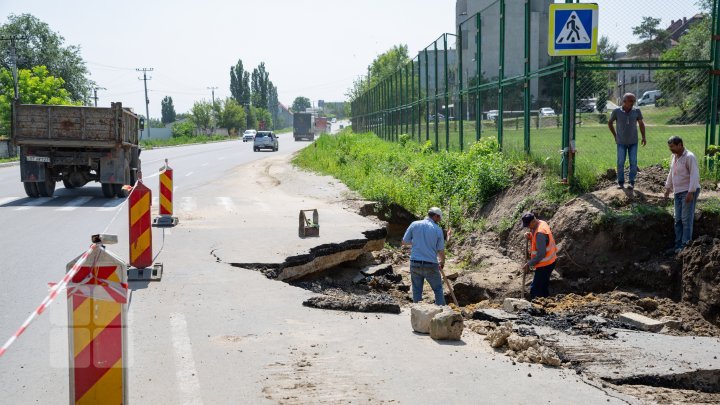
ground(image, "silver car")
xmin=242 ymin=129 xmax=256 ymax=142
xmin=253 ymin=131 xmax=278 ymax=152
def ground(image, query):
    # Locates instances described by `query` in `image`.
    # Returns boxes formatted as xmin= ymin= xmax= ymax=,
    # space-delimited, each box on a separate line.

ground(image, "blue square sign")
xmin=548 ymin=3 xmax=599 ymax=56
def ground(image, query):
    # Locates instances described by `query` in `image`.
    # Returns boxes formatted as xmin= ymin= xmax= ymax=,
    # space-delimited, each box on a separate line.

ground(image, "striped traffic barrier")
xmin=153 ymin=159 xmax=178 ymax=228
xmin=66 ymin=238 xmax=128 ymax=404
xmin=128 ymin=181 xmax=163 ymax=281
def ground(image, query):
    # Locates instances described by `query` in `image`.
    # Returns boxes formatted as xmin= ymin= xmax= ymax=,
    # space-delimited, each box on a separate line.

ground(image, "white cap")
xmin=428 ymin=207 xmax=443 ymax=219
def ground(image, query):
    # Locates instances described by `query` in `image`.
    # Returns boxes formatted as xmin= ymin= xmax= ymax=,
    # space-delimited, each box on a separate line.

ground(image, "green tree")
xmin=172 ymin=120 xmax=195 ymax=138
xmin=191 ymin=101 xmax=213 ymax=133
xmin=0 ymin=14 xmax=92 ymax=102
xmin=147 ymin=118 xmax=164 ymax=128
xmin=597 ymin=35 xmax=618 ymax=61
xmin=628 ymin=17 xmax=671 ymax=60
xmin=229 ymin=59 xmax=251 ymax=106
xmin=268 ymin=82 xmax=279 ymax=128
xmin=216 ymin=98 xmax=247 ymax=135
xmin=246 ymin=105 xmax=258 ymax=129
xmin=346 ymin=44 xmax=410 ymax=101
xmin=291 ymin=96 xmax=311 ymax=112
xmin=251 ymin=62 xmax=270 ymax=108
xmin=0 ymin=65 xmax=79 ymax=135
xmin=161 ymin=96 xmax=176 ymax=124
xmin=253 ymin=107 xmax=273 ymax=130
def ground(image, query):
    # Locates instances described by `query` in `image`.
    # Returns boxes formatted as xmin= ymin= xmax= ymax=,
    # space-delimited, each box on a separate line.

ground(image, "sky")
xmin=0 ymin=0 xmax=706 ymax=117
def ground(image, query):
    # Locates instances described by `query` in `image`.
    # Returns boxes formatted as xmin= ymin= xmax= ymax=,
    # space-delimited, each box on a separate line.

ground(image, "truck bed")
xmin=12 ymin=102 xmax=138 ymax=148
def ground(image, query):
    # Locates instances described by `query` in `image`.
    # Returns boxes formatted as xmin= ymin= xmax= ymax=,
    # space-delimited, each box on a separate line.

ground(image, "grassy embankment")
xmin=140 ymin=134 xmax=231 ymax=149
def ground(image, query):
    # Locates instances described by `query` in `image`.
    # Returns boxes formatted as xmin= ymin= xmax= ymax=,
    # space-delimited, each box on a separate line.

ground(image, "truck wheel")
xmin=113 ymin=184 xmax=126 ymax=198
xmin=101 ymin=183 xmax=115 ymax=198
xmin=37 ymin=175 xmax=56 ymax=197
xmin=23 ymin=182 xmax=39 ymax=198
xmin=62 ymin=179 xmax=75 ymax=189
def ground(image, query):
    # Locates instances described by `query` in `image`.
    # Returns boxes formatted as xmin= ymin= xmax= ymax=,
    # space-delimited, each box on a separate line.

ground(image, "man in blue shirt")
xmin=608 ymin=92 xmax=646 ymax=189
xmin=402 ymin=207 xmax=446 ymax=305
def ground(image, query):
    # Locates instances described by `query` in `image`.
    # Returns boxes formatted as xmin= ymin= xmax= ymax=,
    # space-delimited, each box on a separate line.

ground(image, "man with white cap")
xmin=401 ymin=207 xmax=447 ymax=305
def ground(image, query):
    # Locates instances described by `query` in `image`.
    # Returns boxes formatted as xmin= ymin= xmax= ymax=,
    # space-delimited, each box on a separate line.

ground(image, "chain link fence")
xmin=351 ymin=0 xmax=720 ymax=185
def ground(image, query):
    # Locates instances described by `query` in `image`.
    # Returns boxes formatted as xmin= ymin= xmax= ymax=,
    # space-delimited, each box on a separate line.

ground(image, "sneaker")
xmin=627 ymin=183 xmax=634 ymax=190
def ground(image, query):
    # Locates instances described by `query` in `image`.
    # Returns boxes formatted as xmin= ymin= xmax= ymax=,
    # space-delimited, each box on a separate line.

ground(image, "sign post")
xmin=548 ymin=3 xmax=599 ymax=183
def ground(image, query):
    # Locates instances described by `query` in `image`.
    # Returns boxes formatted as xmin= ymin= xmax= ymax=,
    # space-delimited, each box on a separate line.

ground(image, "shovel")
xmin=521 ymin=238 xmax=529 ymax=299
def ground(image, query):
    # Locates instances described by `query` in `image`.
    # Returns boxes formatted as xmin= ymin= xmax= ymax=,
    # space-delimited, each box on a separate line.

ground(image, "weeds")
xmin=141 ymin=134 xmax=230 ymax=149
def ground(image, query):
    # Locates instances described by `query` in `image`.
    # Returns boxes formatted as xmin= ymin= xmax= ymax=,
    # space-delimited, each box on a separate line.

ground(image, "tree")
xmin=268 ymin=82 xmax=279 ymax=128
xmin=148 ymin=118 xmax=164 ymax=128
xmin=291 ymin=96 xmax=311 ymax=112
xmin=229 ymin=59 xmax=251 ymax=106
xmin=346 ymin=44 xmax=410 ymax=101
xmin=0 ymin=65 xmax=79 ymax=135
xmin=246 ymin=105 xmax=258 ymax=130
xmin=0 ymin=14 xmax=92 ymax=102
xmin=253 ymin=107 xmax=273 ymax=130
xmin=161 ymin=96 xmax=176 ymax=124
xmin=216 ymin=98 xmax=247 ymax=135
xmin=628 ymin=17 xmax=671 ymax=60
xmin=251 ymin=62 xmax=270 ymax=108
xmin=597 ymin=36 xmax=618 ymax=61
xmin=190 ymin=101 xmax=213 ymax=133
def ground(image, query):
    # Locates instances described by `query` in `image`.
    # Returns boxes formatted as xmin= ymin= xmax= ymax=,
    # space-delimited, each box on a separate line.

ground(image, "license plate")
xmin=26 ymin=156 xmax=50 ymax=163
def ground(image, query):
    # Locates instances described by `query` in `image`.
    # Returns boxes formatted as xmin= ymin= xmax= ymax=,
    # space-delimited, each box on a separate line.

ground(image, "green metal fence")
xmin=351 ymin=0 xmax=720 ymax=184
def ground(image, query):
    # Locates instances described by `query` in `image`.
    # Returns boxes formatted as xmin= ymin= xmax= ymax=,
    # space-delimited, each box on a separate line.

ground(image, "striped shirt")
xmin=665 ymin=149 xmax=701 ymax=194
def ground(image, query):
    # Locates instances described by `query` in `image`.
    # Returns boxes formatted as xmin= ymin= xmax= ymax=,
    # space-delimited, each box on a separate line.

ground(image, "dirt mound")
xmin=678 ymin=236 xmax=720 ymax=325
xmin=595 ymin=164 xmax=669 ymax=193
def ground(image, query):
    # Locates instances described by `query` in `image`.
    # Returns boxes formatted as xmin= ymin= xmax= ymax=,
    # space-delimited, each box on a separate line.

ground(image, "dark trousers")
xmin=530 ymin=262 xmax=556 ymax=299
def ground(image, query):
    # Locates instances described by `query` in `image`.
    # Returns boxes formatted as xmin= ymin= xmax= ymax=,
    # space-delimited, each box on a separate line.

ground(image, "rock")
xmin=361 ymin=263 xmax=393 ymax=277
xmin=609 ymin=291 xmax=638 ymax=301
xmin=507 ymin=334 xmax=539 ymax=351
xmin=430 ymin=309 xmax=464 ymax=341
xmin=486 ymin=322 xmax=513 ymax=348
xmin=451 ymin=273 xmax=493 ymax=306
xmin=618 ymin=312 xmax=665 ymax=333
xmin=637 ymin=297 xmax=659 ymax=312
xmin=472 ymin=308 xmax=518 ymax=323
xmin=466 ymin=320 xmax=496 ymax=335
xmin=410 ymin=304 xmax=443 ymax=334
xmin=353 ymin=273 xmax=368 ymax=284
xmin=302 ymin=294 xmax=400 ymax=314
xmin=583 ymin=315 xmax=608 ymax=325
xmin=445 ymin=271 xmax=459 ymax=281
xmin=384 ymin=273 xmax=402 ymax=283
xmin=660 ymin=316 xmax=683 ymax=330
xmin=503 ymin=298 xmax=532 ymax=313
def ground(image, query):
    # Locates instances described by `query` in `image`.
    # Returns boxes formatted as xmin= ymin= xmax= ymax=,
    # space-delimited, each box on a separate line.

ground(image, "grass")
xmin=0 ymin=156 xmax=18 ymax=163
xmin=140 ymin=134 xmax=231 ymax=149
xmin=699 ymin=197 xmax=720 ymax=214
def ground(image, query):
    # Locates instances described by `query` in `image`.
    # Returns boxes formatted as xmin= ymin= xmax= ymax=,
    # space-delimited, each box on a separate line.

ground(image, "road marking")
xmin=97 ymin=198 xmax=122 ymax=212
xmin=169 ymin=313 xmax=203 ymax=405
xmin=15 ymin=197 xmax=53 ymax=211
xmin=56 ymin=196 xmax=94 ymax=211
xmin=216 ymin=197 xmax=234 ymax=212
xmin=144 ymin=171 xmax=162 ymax=179
xmin=179 ymin=197 xmax=196 ymax=213
xmin=185 ymin=172 xmax=194 ymax=177
xmin=0 ymin=197 xmax=19 ymax=206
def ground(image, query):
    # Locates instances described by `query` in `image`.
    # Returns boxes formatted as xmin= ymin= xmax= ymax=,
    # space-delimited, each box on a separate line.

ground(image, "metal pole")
xmin=425 ymin=48 xmax=430 ymax=142
xmin=476 ymin=13 xmax=482 ymax=141
xmin=137 ymin=68 xmax=154 ymax=138
xmin=443 ymin=34 xmax=450 ymax=152
xmin=498 ymin=0 xmax=506 ymax=149
xmin=523 ymin=0 xmax=531 ymax=154
xmin=458 ymin=28 xmax=465 ymax=152
xmin=411 ymin=59 xmax=416 ymax=140
xmin=434 ymin=41 xmax=440 ymax=151
xmin=707 ymin=0 xmax=720 ymax=158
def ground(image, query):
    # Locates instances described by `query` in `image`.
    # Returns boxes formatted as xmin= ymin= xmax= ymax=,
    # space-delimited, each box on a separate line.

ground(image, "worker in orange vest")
xmin=521 ymin=213 xmax=558 ymax=299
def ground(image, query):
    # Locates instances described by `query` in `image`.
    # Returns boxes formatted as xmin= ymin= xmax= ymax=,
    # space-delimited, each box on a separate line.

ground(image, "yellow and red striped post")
xmin=159 ymin=159 xmax=173 ymax=216
xmin=129 ymin=180 xmax=152 ymax=269
xmin=67 ymin=243 xmax=128 ymax=404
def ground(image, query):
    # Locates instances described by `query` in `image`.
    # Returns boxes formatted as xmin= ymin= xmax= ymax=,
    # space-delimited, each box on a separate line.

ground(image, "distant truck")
xmin=293 ymin=112 xmax=315 ymax=141
xmin=12 ymin=102 xmax=141 ymax=198
xmin=315 ymin=117 xmax=328 ymax=134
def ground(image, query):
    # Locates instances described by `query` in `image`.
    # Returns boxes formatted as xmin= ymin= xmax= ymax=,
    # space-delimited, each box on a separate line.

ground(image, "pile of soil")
xmin=595 ymin=164 xmax=669 ymax=193
xmin=678 ymin=236 xmax=720 ymax=325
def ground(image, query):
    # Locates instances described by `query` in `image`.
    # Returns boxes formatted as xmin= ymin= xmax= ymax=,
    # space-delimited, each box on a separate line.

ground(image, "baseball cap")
xmin=521 ymin=212 xmax=535 ymax=227
xmin=428 ymin=207 xmax=443 ymax=219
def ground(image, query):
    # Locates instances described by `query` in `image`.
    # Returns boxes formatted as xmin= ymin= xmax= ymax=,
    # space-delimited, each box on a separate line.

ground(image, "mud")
xmin=678 ymin=236 xmax=720 ymax=325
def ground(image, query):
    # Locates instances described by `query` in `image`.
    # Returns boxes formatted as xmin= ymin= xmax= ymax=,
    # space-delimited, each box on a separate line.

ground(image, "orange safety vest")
xmin=530 ymin=220 xmax=557 ymax=267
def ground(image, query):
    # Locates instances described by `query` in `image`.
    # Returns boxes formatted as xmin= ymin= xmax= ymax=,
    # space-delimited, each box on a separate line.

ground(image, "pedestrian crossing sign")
xmin=548 ymin=3 xmax=599 ymax=56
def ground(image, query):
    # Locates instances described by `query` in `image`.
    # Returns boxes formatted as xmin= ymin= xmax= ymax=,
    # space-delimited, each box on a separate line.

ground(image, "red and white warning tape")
xmin=0 ymin=243 xmax=97 ymax=359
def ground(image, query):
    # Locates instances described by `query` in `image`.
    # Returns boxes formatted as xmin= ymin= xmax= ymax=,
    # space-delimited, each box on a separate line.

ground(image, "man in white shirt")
xmin=664 ymin=136 xmax=701 ymax=253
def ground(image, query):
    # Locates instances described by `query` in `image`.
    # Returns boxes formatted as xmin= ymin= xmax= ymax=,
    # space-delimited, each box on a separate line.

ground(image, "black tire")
xmin=62 ymin=179 xmax=75 ymax=189
xmin=101 ymin=183 xmax=115 ymax=198
xmin=23 ymin=182 xmax=39 ymax=198
xmin=113 ymin=183 xmax=125 ymax=198
xmin=37 ymin=173 xmax=56 ymax=197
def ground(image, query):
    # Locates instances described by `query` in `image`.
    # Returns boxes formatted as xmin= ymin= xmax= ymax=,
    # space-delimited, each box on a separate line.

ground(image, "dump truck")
xmin=293 ymin=112 xmax=315 ymax=141
xmin=12 ymin=101 xmax=141 ymax=198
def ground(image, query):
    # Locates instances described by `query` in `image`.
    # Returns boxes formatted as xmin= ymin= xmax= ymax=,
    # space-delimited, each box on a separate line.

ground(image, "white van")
xmin=637 ymin=90 xmax=662 ymax=106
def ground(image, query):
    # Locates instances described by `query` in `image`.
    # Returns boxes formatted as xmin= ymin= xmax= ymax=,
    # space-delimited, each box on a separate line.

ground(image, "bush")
xmin=172 ymin=120 xmax=195 ymax=138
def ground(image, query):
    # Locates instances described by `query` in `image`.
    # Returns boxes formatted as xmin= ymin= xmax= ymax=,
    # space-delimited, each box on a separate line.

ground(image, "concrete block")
xmin=618 ymin=312 xmax=665 ymax=333
xmin=503 ymin=298 xmax=532 ymax=313
xmin=410 ymin=304 xmax=443 ymax=334
xmin=430 ymin=309 xmax=464 ymax=341
xmin=472 ymin=308 xmax=518 ymax=323
xmin=361 ymin=263 xmax=393 ymax=277
xmin=660 ymin=316 xmax=683 ymax=330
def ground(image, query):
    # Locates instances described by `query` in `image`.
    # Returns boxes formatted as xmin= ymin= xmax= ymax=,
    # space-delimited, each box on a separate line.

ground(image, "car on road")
xmin=253 ymin=131 xmax=278 ymax=152
xmin=242 ymin=129 xmax=256 ymax=142
xmin=577 ymin=98 xmax=596 ymax=113
xmin=539 ymin=107 xmax=556 ymax=116
xmin=637 ymin=90 xmax=662 ymax=106
xmin=486 ymin=110 xmax=499 ymax=121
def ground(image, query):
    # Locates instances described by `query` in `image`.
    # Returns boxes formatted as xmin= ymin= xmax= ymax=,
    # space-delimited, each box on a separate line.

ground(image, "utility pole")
xmin=91 ymin=86 xmax=107 ymax=107
xmin=0 ymin=35 xmax=27 ymax=101
xmin=207 ymin=86 xmax=218 ymax=105
xmin=137 ymin=68 xmax=153 ymax=138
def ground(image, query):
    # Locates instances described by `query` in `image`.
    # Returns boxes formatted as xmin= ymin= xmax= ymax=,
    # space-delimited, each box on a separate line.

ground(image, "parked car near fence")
xmin=539 ymin=107 xmax=556 ymax=116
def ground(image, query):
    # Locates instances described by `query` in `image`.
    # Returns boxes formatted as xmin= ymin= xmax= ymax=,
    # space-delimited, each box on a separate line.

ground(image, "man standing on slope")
xmin=402 ymin=207 xmax=447 ymax=305
xmin=664 ymin=136 xmax=701 ymax=254
xmin=608 ymin=93 xmax=647 ymax=189
xmin=521 ymin=213 xmax=558 ymax=299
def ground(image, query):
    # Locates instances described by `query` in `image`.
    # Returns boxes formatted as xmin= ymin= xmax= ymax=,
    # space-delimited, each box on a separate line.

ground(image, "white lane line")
xmin=144 ymin=171 xmax=162 ymax=179
xmin=56 ymin=196 xmax=94 ymax=211
xmin=216 ymin=197 xmax=234 ymax=212
xmin=97 ymin=198 xmax=122 ymax=212
xmin=15 ymin=197 xmax=53 ymax=211
xmin=169 ymin=313 xmax=203 ymax=405
xmin=185 ymin=172 xmax=194 ymax=177
xmin=180 ymin=197 xmax=196 ymax=213
xmin=0 ymin=197 xmax=20 ymax=206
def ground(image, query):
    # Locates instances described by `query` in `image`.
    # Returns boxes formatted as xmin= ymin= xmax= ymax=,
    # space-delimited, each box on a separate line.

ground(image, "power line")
xmin=137 ymin=67 xmax=154 ymax=139
xmin=207 ymin=86 xmax=218 ymax=105
xmin=91 ymin=86 xmax=107 ymax=107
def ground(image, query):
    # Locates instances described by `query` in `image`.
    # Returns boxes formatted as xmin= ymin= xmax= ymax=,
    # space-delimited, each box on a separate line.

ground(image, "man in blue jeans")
xmin=608 ymin=93 xmax=646 ymax=189
xmin=402 ymin=207 xmax=447 ymax=305
xmin=664 ymin=136 xmax=701 ymax=253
